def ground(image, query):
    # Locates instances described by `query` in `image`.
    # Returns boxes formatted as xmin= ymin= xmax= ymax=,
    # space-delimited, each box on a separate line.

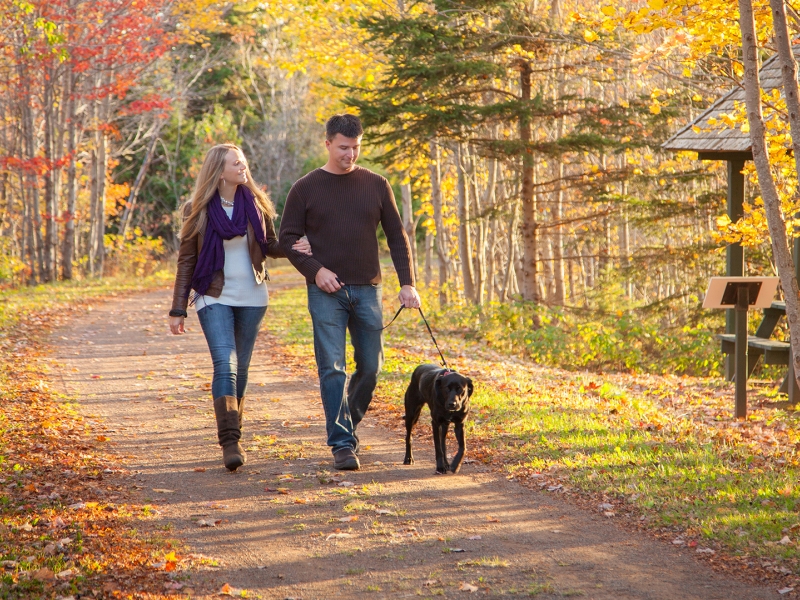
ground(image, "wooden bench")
xmin=718 ymin=334 xmax=790 ymax=366
xmin=718 ymin=300 xmax=799 ymax=401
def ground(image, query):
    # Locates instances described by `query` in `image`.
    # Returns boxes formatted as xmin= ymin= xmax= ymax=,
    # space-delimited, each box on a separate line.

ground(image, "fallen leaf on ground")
xmin=197 ymin=520 xmax=218 ymax=528
xmin=447 ymin=548 xmax=466 ymax=553
xmin=468 ymin=535 xmax=482 ymax=540
xmin=194 ymin=467 xmax=206 ymax=472
xmin=32 ymin=568 xmax=55 ymax=581
xmin=696 ymin=548 xmax=715 ymax=554
xmin=778 ymin=587 xmax=794 ymax=595
xmin=219 ymin=583 xmax=243 ymax=596
xmin=460 ymin=582 xmax=478 ymax=592
xmin=423 ymin=579 xmax=437 ymax=586
xmin=153 ymin=488 xmax=175 ymax=493
xmin=338 ymin=516 xmax=358 ymax=522
xmin=487 ymin=517 xmax=500 ymax=523
xmin=326 ymin=533 xmax=353 ymax=540
xmin=375 ymin=509 xmax=396 ymax=515
xmin=338 ymin=481 xmax=355 ymax=487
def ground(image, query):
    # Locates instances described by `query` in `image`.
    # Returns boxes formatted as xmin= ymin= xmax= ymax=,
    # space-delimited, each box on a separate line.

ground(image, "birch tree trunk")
xmin=119 ymin=127 xmax=161 ymax=240
xmin=43 ymin=68 xmax=56 ymax=282
xmin=739 ymin=0 xmax=800 ymax=383
xmin=430 ymin=141 xmax=449 ymax=305
xmin=400 ymin=179 xmax=417 ymax=281
xmin=456 ymin=143 xmax=475 ymax=302
xmin=62 ymin=67 xmax=77 ymax=280
xmin=767 ymin=0 xmax=800 ymax=387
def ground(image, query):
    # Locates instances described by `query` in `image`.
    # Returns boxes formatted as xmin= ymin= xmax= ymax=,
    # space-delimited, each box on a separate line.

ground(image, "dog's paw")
xmin=435 ymin=466 xmax=449 ymax=475
xmin=403 ymin=458 xmax=414 ymax=465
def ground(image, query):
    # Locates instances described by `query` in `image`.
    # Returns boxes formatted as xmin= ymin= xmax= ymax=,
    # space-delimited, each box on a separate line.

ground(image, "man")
xmin=279 ymin=114 xmax=420 ymax=471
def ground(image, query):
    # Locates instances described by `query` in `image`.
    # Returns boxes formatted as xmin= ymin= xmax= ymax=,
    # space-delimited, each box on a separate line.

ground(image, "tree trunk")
xmin=487 ymin=219 xmax=497 ymax=304
xmin=119 ymin=127 xmax=160 ymax=240
xmin=21 ymin=81 xmax=43 ymax=282
xmin=456 ymin=143 xmax=475 ymax=302
xmin=502 ymin=201 xmax=519 ymax=300
xmin=89 ymin=92 xmax=109 ymax=277
xmin=552 ymin=51 xmax=566 ymax=306
xmin=430 ymin=141 xmax=449 ymax=305
xmin=400 ymin=179 xmax=417 ymax=281
xmin=89 ymin=143 xmax=99 ymax=277
xmin=424 ymin=229 xmax=433 ymax=287
xmin=766 ymin=0 xmax=800 ymax=386
xmin=62 ymin=67 xmax=77 ymax=280
xmin=519 ymin=60 xmax=539 ymax=302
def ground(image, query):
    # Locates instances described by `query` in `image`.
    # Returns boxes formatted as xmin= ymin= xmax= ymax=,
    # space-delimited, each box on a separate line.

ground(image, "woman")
xmin=169 ymin=144 xmax=310 ymax=471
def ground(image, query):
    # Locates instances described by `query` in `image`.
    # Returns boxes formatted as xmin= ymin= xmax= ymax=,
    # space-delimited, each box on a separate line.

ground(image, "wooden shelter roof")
xmin=662 ymin=48 xmax=800 ymax=158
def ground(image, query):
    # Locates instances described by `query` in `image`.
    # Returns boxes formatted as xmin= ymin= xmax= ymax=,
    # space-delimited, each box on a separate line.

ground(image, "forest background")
xmin=0 ymin=0 xmax=787 ymax=378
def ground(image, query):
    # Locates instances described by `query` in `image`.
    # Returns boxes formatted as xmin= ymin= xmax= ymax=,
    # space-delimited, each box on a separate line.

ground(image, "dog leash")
xmin=337 ymin=284 xmax=451 ymax=370
xmin=380 ymin=305 xmax=451 ymax=371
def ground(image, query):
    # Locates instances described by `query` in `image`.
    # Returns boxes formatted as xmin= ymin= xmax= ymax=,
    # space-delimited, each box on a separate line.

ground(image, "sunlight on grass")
xmin=266 ymin=276 xmax=800 ymax=565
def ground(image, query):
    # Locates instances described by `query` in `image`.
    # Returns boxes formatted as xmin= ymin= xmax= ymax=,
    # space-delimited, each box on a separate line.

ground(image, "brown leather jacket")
xmin=171 ymin=202 xmax=284 ymax=315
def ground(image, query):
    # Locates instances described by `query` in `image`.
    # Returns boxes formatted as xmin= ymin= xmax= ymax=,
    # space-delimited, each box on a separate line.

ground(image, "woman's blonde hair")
xmin=179 ymin=143 xmax=276 ymax=239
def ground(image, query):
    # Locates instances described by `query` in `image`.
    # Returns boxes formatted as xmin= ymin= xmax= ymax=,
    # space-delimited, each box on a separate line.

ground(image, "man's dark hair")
xmin=325 ymin=114 xmax=363 ymax=141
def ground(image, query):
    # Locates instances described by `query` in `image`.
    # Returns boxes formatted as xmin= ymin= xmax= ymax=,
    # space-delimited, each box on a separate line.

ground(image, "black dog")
xmin=403 ymin=364 xmax=473 ymax=474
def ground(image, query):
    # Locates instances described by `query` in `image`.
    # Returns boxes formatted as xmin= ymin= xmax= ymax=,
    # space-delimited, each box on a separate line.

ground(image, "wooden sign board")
xmin=702 ymin=276 xmax=780 ymax=309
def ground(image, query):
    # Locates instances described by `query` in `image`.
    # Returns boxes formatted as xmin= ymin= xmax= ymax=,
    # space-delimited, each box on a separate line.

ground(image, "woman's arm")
xmin=170 ymin=204 xmax=198 ymax=329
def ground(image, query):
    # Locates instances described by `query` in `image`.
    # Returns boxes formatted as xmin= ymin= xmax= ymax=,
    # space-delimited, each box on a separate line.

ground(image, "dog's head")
xmin=435 ymin=370 xmax=473 ymax=412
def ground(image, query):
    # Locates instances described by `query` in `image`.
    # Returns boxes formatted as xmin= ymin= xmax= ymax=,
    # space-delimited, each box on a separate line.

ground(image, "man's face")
xmin=325 ymin=134 xmax=361 ymax=173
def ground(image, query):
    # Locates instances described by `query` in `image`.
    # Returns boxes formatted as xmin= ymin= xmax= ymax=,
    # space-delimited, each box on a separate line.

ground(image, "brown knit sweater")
xmin=278 ymin=166 xmax=415 ymax=287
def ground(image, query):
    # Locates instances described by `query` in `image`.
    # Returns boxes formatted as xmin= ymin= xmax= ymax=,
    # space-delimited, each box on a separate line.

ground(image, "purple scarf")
xmin=191 ymin=185 xmax=270 ymax=296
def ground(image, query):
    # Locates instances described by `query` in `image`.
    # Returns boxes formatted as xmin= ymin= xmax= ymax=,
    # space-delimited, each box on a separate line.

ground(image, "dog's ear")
xmin=466 ymin=378 xmax=474 ymax=397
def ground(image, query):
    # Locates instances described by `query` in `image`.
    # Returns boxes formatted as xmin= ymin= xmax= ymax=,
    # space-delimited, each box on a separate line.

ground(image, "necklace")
xmin=220 ymin=195 xmax=234 ymax=207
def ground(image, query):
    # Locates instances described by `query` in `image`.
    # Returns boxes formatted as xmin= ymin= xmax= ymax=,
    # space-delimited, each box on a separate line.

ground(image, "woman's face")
xmin=220 ymin=149 xmax=248 ymax=186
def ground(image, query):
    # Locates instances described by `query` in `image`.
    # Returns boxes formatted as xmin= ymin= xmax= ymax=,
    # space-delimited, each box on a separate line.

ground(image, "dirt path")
xmin=49 ymin=282 xmax=779 ymax=599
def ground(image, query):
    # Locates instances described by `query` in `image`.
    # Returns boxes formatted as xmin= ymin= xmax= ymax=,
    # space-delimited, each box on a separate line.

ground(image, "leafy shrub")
xmin=423 ymin=294 xmax=723 ymax=376
xmin=103 ymin=231 xmax=167 ymax=277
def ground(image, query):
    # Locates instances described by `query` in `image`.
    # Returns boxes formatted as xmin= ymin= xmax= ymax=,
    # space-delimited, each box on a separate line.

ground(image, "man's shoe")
xmin=333 ymin=448 xmax=360 ymax=471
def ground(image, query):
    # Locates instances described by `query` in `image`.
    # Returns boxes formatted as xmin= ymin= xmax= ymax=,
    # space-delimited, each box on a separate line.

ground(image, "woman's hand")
xmin=292 ymin=235 xmax=312 ymax=256
xmin=169 ymin=316 xmax=185 ymax=335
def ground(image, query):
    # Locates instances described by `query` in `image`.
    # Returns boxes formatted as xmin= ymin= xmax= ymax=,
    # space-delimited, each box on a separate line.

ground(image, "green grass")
xmin=0 ymin=269 xmax=173 ymax=332
xmin=264 ymin=274 xmax=800 ymax=569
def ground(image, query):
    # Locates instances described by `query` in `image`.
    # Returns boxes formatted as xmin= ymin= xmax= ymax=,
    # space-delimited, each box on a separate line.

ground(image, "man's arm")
xmin=379 ymin=180 xmax=420 ymax=308
xmin=278 ymin=184 xmax=325 ymax=280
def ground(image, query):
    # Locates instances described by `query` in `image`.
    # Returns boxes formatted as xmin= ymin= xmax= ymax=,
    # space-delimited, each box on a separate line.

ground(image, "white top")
xmin=194 ymin=204 xmax=268 ymax=311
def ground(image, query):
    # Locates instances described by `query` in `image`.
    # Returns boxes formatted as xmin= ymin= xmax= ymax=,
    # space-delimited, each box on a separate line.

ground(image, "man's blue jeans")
xmin=307 ymin=284 xmax=384 ymax=453
xmin=197 ymin=304 xmax=267 ymax=399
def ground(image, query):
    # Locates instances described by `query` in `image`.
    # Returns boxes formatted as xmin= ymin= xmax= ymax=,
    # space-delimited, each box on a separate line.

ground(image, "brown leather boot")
xmin=213 ymin=396 xmax=246 ymax=471
xmin=237 ymin=396 xmax=245 ymax=429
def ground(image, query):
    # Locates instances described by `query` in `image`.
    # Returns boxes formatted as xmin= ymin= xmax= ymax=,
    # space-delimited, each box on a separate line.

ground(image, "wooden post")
xmin=726 ymin=159 xmax=746 ymax=380
xmin=735 ymin=285 xmax=749 ymax=419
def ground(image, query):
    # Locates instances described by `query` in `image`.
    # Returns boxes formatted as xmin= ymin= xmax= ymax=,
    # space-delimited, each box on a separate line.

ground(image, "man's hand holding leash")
xmin=399 ymin=285 xmax=421 ymax=309
xmin=315 ymin=267 xmax=343 ymax=293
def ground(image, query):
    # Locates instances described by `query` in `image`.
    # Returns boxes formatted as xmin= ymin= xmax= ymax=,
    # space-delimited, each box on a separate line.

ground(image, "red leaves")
xmin=120 ymin=94 xmax=173 ymax=116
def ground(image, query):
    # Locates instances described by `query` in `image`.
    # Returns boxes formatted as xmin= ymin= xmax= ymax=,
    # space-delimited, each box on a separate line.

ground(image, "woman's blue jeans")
xmin=197 ymin=304 xmax=267 ymax=400
xmin=307 ymin=284 xmax=384 ymax=453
